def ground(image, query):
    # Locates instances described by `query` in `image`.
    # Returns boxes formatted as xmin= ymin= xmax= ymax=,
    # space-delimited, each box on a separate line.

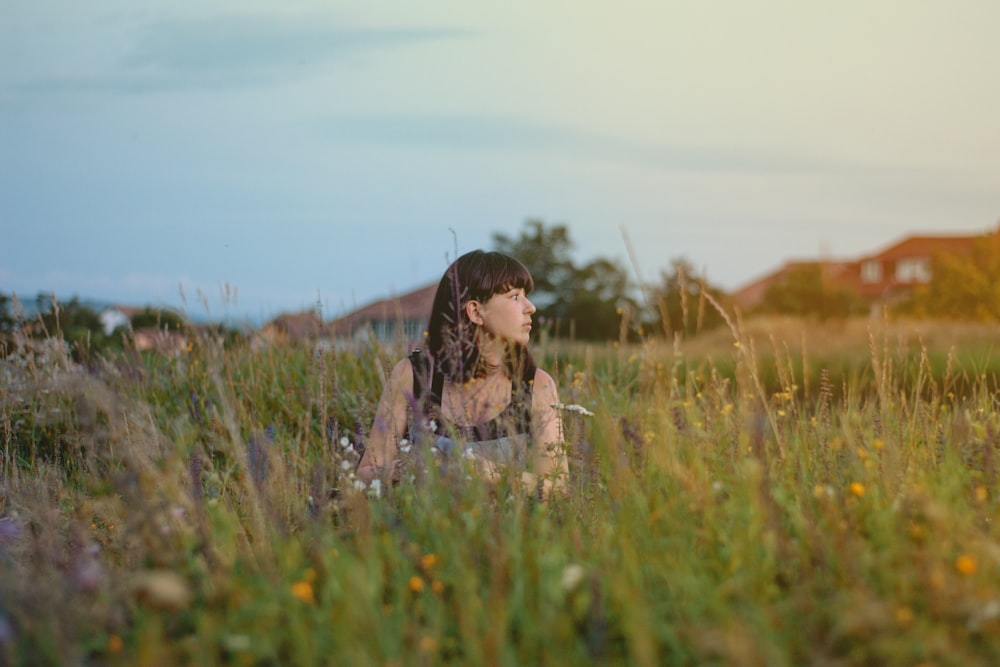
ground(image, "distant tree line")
xmin=4 ymin=222 xmax=996 ymax=355
xmin=0 ymin=293 xmax=199 ymax=360
xmin=491 ymin=219 xmax=732 ymax=341
xmin=492 ymin=219 xmax=1000 ymax=339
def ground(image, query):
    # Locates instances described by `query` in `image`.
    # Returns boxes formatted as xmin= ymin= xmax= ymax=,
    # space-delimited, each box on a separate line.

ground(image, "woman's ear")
xmin=465 ymin=300 xmax=484 ymax=325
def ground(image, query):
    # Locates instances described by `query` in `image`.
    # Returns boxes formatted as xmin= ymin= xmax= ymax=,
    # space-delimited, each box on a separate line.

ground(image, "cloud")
xmin=14 ymin=13 xmax=470 ymax=94
xmin=320 ymin=113 xmax=853 ymax=175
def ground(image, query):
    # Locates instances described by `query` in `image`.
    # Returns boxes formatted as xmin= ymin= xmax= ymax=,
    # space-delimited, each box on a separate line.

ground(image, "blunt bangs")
xmin=469 ymin=252 xmax=534 ymax=302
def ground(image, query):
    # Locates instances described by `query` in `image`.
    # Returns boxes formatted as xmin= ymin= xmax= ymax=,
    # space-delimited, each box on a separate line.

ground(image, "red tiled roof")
xmin=861 ymin=235 xmax=980 ymax=262
xmin=329 ymin=282 xmax=438 ymax=335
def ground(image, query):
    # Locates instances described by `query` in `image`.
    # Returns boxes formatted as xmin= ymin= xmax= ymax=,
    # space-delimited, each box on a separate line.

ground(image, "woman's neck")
xmin=476 ymin=338 xmax=504 ymax=377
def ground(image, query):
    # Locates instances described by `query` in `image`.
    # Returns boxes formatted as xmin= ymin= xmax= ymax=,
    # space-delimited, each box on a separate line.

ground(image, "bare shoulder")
xmin=531 ymin=368 xmax=559 ymax=403
xmin=388 ymin=356 xmax=415 ymax=391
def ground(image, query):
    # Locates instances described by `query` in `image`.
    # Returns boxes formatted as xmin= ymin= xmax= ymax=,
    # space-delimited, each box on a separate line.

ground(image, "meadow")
xmin=1 ymin=314 xmax=999 ymax=666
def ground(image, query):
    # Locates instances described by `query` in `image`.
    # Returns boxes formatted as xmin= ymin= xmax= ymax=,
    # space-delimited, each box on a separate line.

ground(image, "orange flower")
xmin=956 ymin=554 xmax=978 ymax=576
xmin=409 ymin=576 xmax=425 ymax=593
xmin=107 ymin=634 xmax=123 ymax=653
xmin=849 ymin=482 xmax=865 ymax=498
xmin=420 ymin=553 xmax=437 ymax=570
xmin=291 ymin=580 xmax=314 ymax=604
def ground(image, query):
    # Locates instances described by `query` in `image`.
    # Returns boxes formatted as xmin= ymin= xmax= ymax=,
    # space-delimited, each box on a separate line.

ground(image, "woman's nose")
xmin=524 ymin=297 xmax=536 ymax=314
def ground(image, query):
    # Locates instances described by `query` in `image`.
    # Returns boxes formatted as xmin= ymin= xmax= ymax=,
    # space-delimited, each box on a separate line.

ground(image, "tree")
xmin=131 ymin=307 xmax=185 ymax=331
xmin=902 ymin=232 xmax=1000 ymax=321
xmin=562 ymin=257 xmax=640 ymax=340
xmin=646 ymin=258 xmax=731 ymax=338
xmin=757 ymin=263 xmax=863 ymax=320
xmin=31 ymin=293 xmax=108 ymax=359
xmin=0 ymin=292 xmax=15 ymax=333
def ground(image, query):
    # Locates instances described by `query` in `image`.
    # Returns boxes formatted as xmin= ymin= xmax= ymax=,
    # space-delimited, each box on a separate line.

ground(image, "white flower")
xmin=561 ymin=564 xmax=586 ymax=592
xmin=339 ymin=436 xmax=350 ymax=448
xmin=340 ymin=460 xmax=352 ymax=471
xmin=352 ymin=479 xmax=367 ymax=492
xmin=463 ymin=447 xmax=477 ymax=461
xmin=400 ymin=444 xmax=412 ymax=454
xmin=368 ymin=479 xmax=382 ymax=498
xmin=552 ymin=402 xmax=595 ymax=417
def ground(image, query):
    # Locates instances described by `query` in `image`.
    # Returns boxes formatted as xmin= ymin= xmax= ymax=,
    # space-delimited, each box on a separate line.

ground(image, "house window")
xmin=861 ymin=260 xmax=882 ymax=283
xmin=895 ymin=257 xmax=931 ymax=283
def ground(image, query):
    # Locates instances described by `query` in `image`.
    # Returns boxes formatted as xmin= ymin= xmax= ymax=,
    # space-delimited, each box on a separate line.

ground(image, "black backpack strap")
xmin=408 ymin=349 xmax=442 ymax=408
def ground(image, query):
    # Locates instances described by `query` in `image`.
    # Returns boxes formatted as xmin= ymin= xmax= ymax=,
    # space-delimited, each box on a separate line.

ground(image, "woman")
xmin=356 ymin=250 xmax=566 ymax=497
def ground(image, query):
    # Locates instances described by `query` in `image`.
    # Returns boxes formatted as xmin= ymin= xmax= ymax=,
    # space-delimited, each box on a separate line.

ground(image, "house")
xmin=732 ymin=260 xmax=856 ymax=311
xmin=132 ymin=328 xmax=187 ymax=355
xmin=254 ymin=310 xmax=326 ymax=347
xmin=733 ymin=224 xmax=1000 ymax=310
xmin=99 ymin=306 xmax=144 ymax=335
xmin=328 ymin=282 xmax=437 ymax=345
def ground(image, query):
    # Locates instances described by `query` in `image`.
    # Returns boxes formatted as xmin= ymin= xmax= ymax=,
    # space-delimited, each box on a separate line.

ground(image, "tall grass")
xmin=1 ymin=316 xmax=998 ymax=665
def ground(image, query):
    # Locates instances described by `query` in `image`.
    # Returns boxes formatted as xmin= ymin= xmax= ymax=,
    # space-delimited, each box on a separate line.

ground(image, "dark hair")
xmin=426 ymin=250 xmax=535 ymax=383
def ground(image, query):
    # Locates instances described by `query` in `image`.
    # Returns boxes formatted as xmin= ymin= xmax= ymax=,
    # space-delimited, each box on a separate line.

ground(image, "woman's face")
xmin=474 ymin=287 xmax=536 ymax=345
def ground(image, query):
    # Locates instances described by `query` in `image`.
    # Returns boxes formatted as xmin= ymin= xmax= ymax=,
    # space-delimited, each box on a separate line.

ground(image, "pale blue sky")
xmin=2 ymin=1 xmax=998 ymax=324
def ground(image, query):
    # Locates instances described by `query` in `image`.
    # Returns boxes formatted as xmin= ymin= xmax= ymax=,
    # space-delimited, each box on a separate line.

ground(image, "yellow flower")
xmin=956 ymin=554 xmax=978 ymax=576
xmin=409 ymin=576 xmax=425 ymax=593
xmin=420 ymin=553 xmax=437 ymax=570
xmin=975 ymin=486 xmax=988 ymax=503
xmin=849 ymin=482 xmax=865 ymax=498
xmin=291 ymin=580 xmax=314 ymax=604
xmin=873 ymin=439 xmax=884 ymax=450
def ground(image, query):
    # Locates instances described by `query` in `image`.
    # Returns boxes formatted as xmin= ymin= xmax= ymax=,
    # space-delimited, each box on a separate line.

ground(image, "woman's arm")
xmin=356 ymin=357 xmax=414 ymax=484
xmin=526 ymin=368 xmax=568 ymax=496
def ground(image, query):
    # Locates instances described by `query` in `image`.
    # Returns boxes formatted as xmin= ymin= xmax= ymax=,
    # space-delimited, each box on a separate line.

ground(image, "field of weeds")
xmin=1 ymin=316 xmax=999 ymax=666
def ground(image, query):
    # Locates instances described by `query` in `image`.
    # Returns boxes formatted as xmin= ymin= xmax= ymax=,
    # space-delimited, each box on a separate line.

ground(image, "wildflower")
xmin=849 ymin=482 xmax=865 ymax=498
xmin=340 ymin=460 xmax=352 ymax=471
xmin=956 ymin=554 xmax=978 ymax=576
xmin=551 ymin=403 xmax=595 ymax=417
xmin=353 ymin=479 xmax=367 ymax=492
xmin=733 ymin=341 xmax=741 ymax=349
xmin=420 ymin=553 xmax=437 ymax=570
xmin=975 ymin=486 xmax=988 ymax=503
xmin=107 ymin=634 xmax=123 ymax=653
xmin=368 ymin=479 xmax=382 ymax=499
xmin=132 ymin=570 xmax=193 ymax=611
xmin=339 ymin=436 xmax=350 ymax=449
xmin=560 ymin=564 xmax=585 ymax=592
xmin=873 ymin=439 xmax=884 ymax=450
xmin=431 ymin=580 xmax=445 ymax=594
xmin=409 ymin=576 xmax=425 ymax=593
xmin=291 ymin=580 xmax=314 ymax=604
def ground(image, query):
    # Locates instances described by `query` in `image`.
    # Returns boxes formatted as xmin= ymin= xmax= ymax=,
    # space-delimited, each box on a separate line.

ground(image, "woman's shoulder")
xmin=530 ymin=368 xmax=558 ymax=401
xmin=387 ymin=355 xmax=416 ymax=389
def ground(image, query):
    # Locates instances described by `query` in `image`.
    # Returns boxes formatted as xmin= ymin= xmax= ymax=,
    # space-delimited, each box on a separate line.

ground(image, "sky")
xmin=2 ymin=1 xmax=998 ymax=326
